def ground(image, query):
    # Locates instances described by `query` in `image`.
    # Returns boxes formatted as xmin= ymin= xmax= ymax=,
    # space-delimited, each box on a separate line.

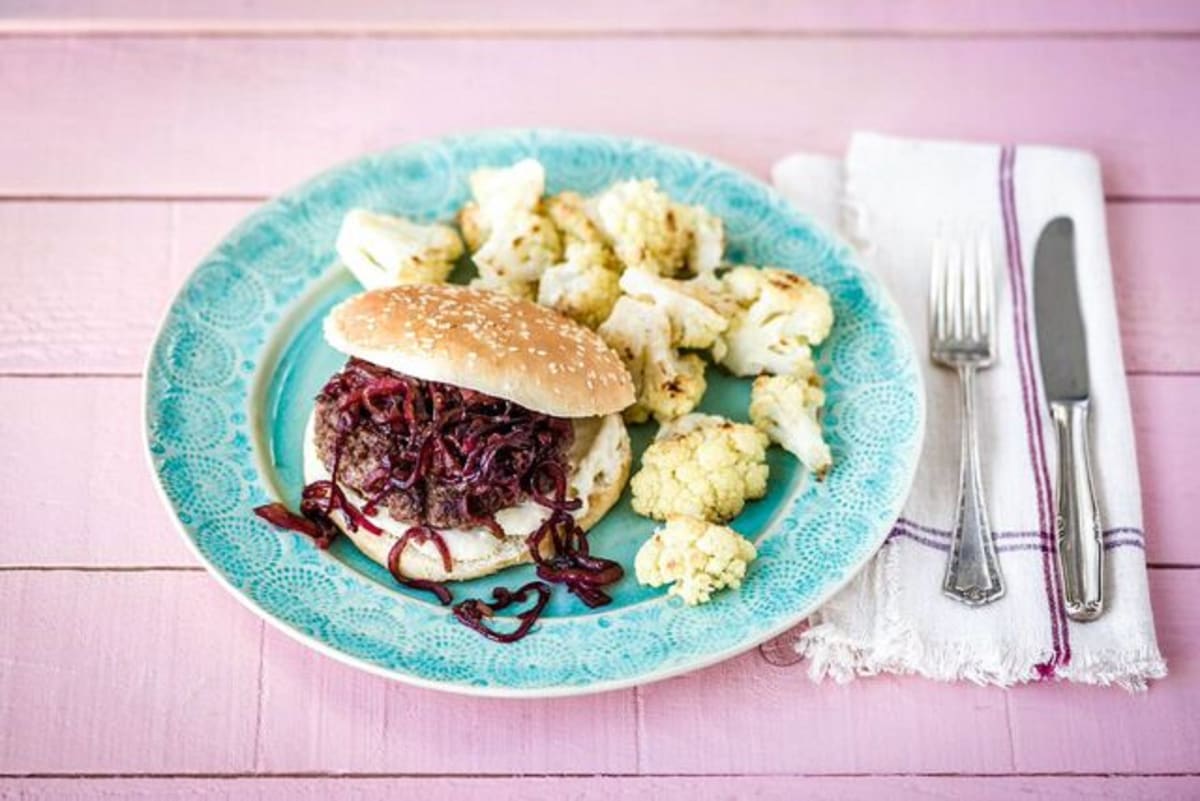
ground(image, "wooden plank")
xmin=4 ymin=0 xmax=1199 ymax=35
xmin=0 ymin=534 xmax=1192 ymax=778
xmin=2 ymin=776 xmax=1199 ymax=800
xmin=1130 ymin=375 xmax=1199 ymax=565
xmin=0 ymin=377 xmax=194 ymax=566
xmin=639 ymin=651 xmax=1014 ymax=774
xmin=254 ymin=626 xmax=639 ymax=774
xmin=2 ymin=375 xmax=1196 ymax=569
xmin=638 ymin=569 xmax=1198 ymax=775
xmin=0 ymin=201 xmax=254 ymax=374
xmin=1109 ymin=203 xmax=1200 ymax=374
xmin=0 ymin=201 xmax=174 ymax=374
xmin=0 ymin=38 xmax=1197 ymax=198
xmin=0 ymin=572 xmax=261 ymax=774
xmin=1007 ymin=567 xmax=1200 ymax=773
xmin=3 ymin=200 xmax=1199 ymax=375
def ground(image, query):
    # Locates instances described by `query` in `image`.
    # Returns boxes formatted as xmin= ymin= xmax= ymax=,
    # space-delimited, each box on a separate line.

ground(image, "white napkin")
xmin=772 ymin=132 xmax=1166 ymax=689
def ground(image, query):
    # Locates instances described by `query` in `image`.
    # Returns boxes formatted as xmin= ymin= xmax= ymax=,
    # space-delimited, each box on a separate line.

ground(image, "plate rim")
xmin=142 ymin=127 xmax=926 ymax=698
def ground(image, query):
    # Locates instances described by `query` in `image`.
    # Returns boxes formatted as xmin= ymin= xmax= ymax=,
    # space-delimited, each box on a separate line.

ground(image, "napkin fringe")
xmin=1059 ymin=649 xmax=1166 ymax=692
xmin=798 ymin=542 xmax=1167 ymax=690
xmin=798 ymin=543 xmax=1047 ymax=687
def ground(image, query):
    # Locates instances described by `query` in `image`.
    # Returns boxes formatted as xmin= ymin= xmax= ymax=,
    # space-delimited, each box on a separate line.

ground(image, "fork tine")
xmin=930 ymin=235 xmax=946 ymax=343
xmin=978 ymin=231 xmax=994 ymax=341
xmin=962 ymin=233 xmax=979 ymax=340
xmin=946 ymin=238 xmax=962 ymax=340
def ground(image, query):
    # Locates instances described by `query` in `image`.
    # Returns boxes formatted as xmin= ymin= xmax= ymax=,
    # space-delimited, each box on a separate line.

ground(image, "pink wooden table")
xmin=2 ymin=3 xmax=1199 ymax=799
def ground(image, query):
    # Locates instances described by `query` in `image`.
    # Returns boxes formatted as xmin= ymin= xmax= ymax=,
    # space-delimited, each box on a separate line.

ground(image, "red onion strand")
xmin=452 ymin=582 xmax=552 ymax=643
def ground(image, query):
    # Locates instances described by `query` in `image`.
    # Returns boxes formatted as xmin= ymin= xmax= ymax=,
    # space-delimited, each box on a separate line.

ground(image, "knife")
xmin=1034 ymin=217 xmax=1104 ymax=622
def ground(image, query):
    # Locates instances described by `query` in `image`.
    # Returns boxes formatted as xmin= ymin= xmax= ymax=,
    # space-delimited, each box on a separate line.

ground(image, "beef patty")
xmin=313 ymin=360 xmax=574 ymax=530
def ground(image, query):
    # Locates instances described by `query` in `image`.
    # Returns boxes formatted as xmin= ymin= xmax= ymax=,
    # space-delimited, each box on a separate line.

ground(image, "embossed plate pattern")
xmin=145 ymin=130 xmax=923 ymax=696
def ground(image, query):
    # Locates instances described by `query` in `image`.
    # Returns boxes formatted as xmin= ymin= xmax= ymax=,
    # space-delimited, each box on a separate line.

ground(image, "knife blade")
xmin=1035 ymin=219 xmax=1090 ymax=402
xmin=1033 ymin=217 xmax=1104 ymax=622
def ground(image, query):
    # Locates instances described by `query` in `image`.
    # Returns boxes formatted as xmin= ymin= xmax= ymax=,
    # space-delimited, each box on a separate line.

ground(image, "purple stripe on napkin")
xmin=887 ymin=526 xmax=1147 ymax=554
xmin=1000 ymin=145 xmax=1070 ymax=672
xmin=895 ymin=517 xmax=1144 ymax=544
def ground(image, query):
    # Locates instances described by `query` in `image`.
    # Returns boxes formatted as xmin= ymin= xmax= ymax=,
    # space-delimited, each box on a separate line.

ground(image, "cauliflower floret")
xmin=463 ymin=159 xmax=562 ymax=285
xmin=597 ymin=296 xmax=706 ymax=423
xmin=675 ymin=204 xmax=725 ymax=276
xmin=630 ymin=414 xmax=769 ymax=522
xmin=546 ymin=192 xmax=608 ymax=249
xmin=618 ymin=269 xmax=729 ymax=349
xmin=723 ymin=267 xmax=834 ymax=342
xmin=537 ymin=242 xmax=621 ymax=328
xmin=469 ymin=158 xmax=546 ymax=226
xmin=457 ymin=202 xmax=487 ymax=252
xmin=472 ymin=210 xmax=562 ymax=284
xmin=588 ymin=179 xmax=690 ymax=276
xmin=750 ymin=373 xmax=832 ymax=478
xmin=713 ymin=267 xmax=835 ymax=377
xmin=635 ymin=516 xmax=757 ymax=605
xmin=654 ymin=412 xmax=732 ymax=440
xmin=335 ymin=209 xmax=463 ymax=288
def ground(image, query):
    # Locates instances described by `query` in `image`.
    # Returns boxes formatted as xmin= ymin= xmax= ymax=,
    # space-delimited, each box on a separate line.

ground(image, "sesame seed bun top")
xmin=323 ymin=284 xmax=635 ymax=418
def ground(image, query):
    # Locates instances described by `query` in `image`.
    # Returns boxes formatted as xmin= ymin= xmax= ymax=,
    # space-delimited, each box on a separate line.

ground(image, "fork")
xmin=929 ymin=232 xmax=1005 ymax=606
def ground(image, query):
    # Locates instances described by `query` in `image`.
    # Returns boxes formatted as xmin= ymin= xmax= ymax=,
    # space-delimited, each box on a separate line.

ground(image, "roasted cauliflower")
xmin=469 ymin=158 xmax=545 ymax=225
xmin=618 ymin=269 xmax=729 ymax=349
xmin=630 ymin=413 xmax=769 ymax=522
xmin=462 ymin=159 xmax=562 ymax=286
xmin=676 ymin=204 xmax=725 ymax=276
xmin=634 ymin=516 xmax=757 ymax=605
xmin=546 ymin=192 xmax=609 ymax=250
xmin=597 ymin=296 xmax=706 ymax=423
xmin=457 ymin=202 xmax=487 ymax=252
xmin=588 ymin=179 xmax=690 ymax=276
xmin=536 ymin=241 xmax=621 ymax=328
xmin=335 ymin=209 xmax=464 ymax=288
xmin=750 ymin=373 xmax=832 ymax=478
xmin=713 ymin=267 xmax=835 ymax=377
xmin=471 ymin=211 xmax=562 ymax=284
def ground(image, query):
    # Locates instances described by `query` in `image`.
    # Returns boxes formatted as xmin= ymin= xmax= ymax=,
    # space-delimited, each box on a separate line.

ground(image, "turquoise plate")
xmin=144 ymin=130 xmax=923 ymax=696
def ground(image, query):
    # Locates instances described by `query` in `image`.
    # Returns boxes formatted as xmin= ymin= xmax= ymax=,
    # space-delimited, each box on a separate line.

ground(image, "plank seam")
xmin=3 ymin=771 xmax=1199 ymax=779
xmin=0 ymin=372 xmax=143 ymax=379
xmin=1 ymin=29 xmax=1200 ymax=40
xmin=251 ymin=623 xmax=266 ymax=772
xmin=0 ymin=566 xmax=205 ymax=572
xmin=1125 ymin=369 xmax=1200 ymax=378
xmin=1106 ymin=195 xmax=1200 ymax=204
xmin=1001 ymin=692 xmax=1017 ymax=772
xmin=0 ymin=195 xmax=269 ymax=203
xmin=633 ymin=685 xmax=644 ymax=774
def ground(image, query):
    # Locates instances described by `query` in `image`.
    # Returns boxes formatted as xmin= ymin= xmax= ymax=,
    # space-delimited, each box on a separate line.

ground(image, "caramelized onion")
xmin=453 ymin=582 xmax=552 ymax=643
xmin=254 ymin=358 xmax=624 ymax=643
xmin=387 ymin=527 xmax=454 ymax=606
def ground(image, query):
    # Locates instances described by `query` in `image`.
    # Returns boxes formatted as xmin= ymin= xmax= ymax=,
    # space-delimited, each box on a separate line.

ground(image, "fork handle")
xmin=943 ymin=365 xmax=1006 ymax=606
xmin=1050 ymin=401 xmax=1104 ymax=622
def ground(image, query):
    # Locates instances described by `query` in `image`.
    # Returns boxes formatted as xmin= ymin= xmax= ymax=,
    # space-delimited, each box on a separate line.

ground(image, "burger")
xmin=256 ymin=284 xmax=635 ymax=617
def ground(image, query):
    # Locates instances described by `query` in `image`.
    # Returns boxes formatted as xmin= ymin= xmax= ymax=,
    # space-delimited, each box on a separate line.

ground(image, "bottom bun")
xmin=302 ymin=411 xmax=631 ymax=582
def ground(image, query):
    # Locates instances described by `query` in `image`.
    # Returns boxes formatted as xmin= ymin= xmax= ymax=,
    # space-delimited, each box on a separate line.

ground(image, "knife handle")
xmin=1050 ymin=401 xmax=1104 ymax=622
